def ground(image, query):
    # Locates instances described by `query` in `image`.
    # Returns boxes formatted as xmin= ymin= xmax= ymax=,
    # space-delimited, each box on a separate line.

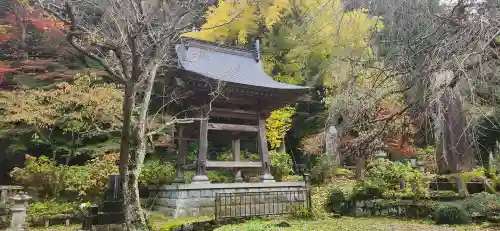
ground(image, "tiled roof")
xmin=175 ymin=38 xmax=309 ymax=90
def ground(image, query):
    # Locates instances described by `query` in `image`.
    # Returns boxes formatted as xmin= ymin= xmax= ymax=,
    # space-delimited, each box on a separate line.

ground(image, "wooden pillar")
xmin=232 ymin=137 xmax=244 ymax=182
xmin=258 ymin=115 xmax=275 ymax=182
xmin=192 ymin=107 xmax=210 ymax=184
xmin=173 ymin=126 xmax=187 ymax=183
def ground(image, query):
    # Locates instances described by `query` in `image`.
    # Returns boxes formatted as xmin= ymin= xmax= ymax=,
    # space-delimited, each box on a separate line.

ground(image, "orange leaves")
xmin=0 ymin=65 xmax=18 ymax=84
xmin=101 ymin=153 xmax=119 ymax=162
xmin=299 ymin=132 xmax=325 ymax=156
xmin=384 ymin=137 xmax=418 ymax=157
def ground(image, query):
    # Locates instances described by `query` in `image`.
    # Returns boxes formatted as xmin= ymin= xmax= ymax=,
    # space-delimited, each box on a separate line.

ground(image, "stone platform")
xmin=148 ymin=182 xmax=307 ymax=218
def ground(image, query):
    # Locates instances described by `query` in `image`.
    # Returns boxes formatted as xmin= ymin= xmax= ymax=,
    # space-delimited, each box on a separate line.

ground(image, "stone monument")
xmin=10 ymin=192 xmax=31 ymax=231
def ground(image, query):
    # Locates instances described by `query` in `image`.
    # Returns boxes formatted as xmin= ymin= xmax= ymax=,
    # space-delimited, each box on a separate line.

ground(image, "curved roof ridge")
xmin=176 ymin=39 xmax=310 ymax=90
xmin=180 ymin=38 xmax=256 ymax=60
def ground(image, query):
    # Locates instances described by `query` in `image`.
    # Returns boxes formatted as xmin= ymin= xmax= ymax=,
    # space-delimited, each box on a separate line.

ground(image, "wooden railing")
xmin=0 ymin=185 xmax=23 ymax=205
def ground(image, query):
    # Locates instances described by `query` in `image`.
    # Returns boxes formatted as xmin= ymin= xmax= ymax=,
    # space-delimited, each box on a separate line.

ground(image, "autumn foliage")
xmin=0 ymin=1 xmax=70 ymax=85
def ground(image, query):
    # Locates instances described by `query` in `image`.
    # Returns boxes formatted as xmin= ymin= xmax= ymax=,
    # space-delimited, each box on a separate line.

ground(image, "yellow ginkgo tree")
xmin=185 ymin=0 xmax=290 ymax=43
xmin=186 ymin=0 xmax=382 ymax=151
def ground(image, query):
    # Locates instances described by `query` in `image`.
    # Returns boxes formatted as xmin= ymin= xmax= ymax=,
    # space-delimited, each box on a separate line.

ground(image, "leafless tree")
xmin=30 ymin=0 xmax=226 ymax=229
xmin=353 ymin=0 xmax=500 ymax=175
xmin=315 ymin=0 xmax=500 ymax=176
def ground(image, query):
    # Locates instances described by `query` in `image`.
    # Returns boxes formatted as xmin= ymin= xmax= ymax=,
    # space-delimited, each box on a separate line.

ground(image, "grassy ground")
xmin=215 ymin=217 xmax=499 ymax=231
xmin=5 ymin=216 xmax=497 ymax=231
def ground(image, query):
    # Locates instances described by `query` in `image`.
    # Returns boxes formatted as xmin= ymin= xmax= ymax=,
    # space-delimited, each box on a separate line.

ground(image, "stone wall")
xmin=148 ymin=182 xmax=308 ymax=218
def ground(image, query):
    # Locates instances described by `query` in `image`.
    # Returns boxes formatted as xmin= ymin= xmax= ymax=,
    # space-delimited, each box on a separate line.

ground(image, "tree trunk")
xmin=121 ymin=65 xmax=158 ymax=231
xmin=119 ymin=82 xmax=146 ymax=231
xmin=431 ymin=71 xmax=473 ymax=174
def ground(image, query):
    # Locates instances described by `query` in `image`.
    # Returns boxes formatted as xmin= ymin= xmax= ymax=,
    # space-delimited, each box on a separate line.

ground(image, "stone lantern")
xmin=374 ymin=151 xmax=387 ymax=160
xmin=10 ymin=191 xmax=31 ymax=231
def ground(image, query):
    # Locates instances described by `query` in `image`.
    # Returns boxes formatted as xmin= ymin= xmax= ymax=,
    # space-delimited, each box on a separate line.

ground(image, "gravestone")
xmin=81 ymin=174 xmax=125 ymax=230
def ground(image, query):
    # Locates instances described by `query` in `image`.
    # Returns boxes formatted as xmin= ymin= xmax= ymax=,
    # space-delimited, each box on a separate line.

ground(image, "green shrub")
xmin=329 ymin=188 xmax=346 ymax=213
xmin=310 ymin=164 xmax=355 ymax=184
xmin=64 ymin=155 xmax=118 ymax=200
xmin=406 ymin=200 xmax=438 ymax=218
xmin=290 ymin=204 xmax=312 ymax=218
xmin=182 ymin=171 xmax=233 ymax=183
xmin=241 ymin=151 xmax=260 ymax=161
xmin=310 ymin=161 xmax=328 ymax=184
xmin=139 ymin=159 xmax=176 ymax=185
xmin=352 ymin=159 xmax=431 ymax=200
xmin=269 ymin=151 xmax=293 ymax=181
xmin=216 ymin=151 xmax=233 ymax=161
xmin=216 ymin=150 xmax=260 ymax=161
xmin=282 ymin=175 xmax=303 ymax=182
xmin=460 ymin=170 xmax=485 ymax=183
xmin=184 ymin=171 xmax=195 ymax=184
xmin=0 ymin=204 xmax=10 ymax=229
xmin=28 ymin=200 xmax=77 ymax=225
xmin=10 ymin=155 xmax=65 ymax=200
xmin=11 ymin=154 xmax=118 ymax=201
xmin=332 ymin=168 xmax=354 ymax=178
xmin=433 ymin=202 xmax=471 ymax=225
xmin=207 ymin=170 xmax=233 ymax=183
xmin=435 ymin=190 xmax=459 ymax=197
xmin=310 ymin=184 xmax=336 ymax=219
xmin=460 ymin=192 xmax=500 ymax=219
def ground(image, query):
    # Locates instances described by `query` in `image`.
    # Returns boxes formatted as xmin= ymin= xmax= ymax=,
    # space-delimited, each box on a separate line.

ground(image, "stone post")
xmin=10 ymin=192 xmax=31 ymax=231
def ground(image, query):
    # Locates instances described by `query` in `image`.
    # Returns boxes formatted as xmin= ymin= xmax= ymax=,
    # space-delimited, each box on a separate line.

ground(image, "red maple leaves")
xmin=0 ymin=8 xmax=65 ymax=44
xmin=4 ymin=10 xmax=64 ymax=33
xmin=0 ymin=66 xmax=18 ymax=84
xmin=384 ymin=137 xmax=418 ymax=157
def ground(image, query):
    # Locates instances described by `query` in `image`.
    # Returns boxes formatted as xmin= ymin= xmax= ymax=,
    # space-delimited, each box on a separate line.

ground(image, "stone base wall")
xmin=148 ymin=182 xmax=308 ymax=218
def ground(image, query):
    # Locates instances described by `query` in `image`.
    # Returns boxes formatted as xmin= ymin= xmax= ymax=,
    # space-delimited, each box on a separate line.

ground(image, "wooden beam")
xmin=208 ymin=123 xmax=259 ymax=132
xmin=297 ymin=94 xmax=312 ymax=102
xmin=207 ymin=161 xmax=262 ymax=168
xmin=172 ymin=136 xmax=198 ymax=141
xmin=209 ymin=108 xmax=259 ymax=120
xmin=211 ymin=107 xmax=259 ymax=115
xmin=182 ymin=161 xmax=263 ymax=170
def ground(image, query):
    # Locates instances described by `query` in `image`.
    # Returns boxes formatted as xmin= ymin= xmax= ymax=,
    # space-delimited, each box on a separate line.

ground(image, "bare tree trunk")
xmin=121 ymin=65 xmax=158 ymax=231
xmin=431 ymin=71 xmax=473 ymax=174
xmin=119 ymin=82 xmax=147 ymax=231
xmin=12 ymin=3 xmax=29 ymax=61
xmin=434 ymin=111 xmax=451 ymax=174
